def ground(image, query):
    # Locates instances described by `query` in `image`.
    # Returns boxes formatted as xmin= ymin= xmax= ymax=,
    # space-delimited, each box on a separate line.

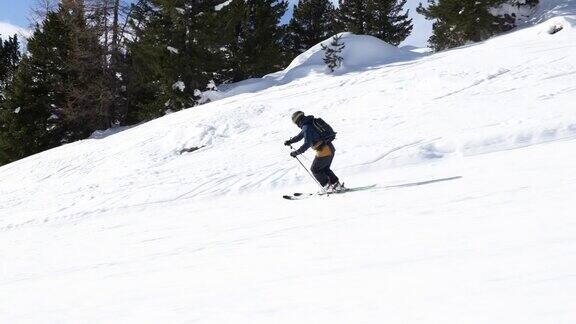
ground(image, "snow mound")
xmin=284 ymin=32 xmax=416 ymax=73
xmin=204 ymin=33 xmax=420 ymax=102
xmin=540 ymin=15 xmax=576 ymax=34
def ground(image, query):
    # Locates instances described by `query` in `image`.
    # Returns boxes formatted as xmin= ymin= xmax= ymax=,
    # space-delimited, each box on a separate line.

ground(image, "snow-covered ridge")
xmin=1 ymin=12 xmax=576 ymax=324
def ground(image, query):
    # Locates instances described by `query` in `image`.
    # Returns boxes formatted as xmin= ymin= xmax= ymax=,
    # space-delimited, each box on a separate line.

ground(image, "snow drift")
xmin=283 ymin=32 xmax=417 ymax=73
xmin=204 ymin=33 xmax=420 ymax=101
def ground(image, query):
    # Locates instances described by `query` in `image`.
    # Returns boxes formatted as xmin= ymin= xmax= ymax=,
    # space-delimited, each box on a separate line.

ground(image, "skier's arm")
xmin=286 ymin=129 xmax=305 ymax=145
xmin=294 ymin=126 xmax=312 ymax=155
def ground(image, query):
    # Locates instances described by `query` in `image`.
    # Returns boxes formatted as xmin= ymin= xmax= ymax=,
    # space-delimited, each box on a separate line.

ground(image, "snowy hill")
xmin=2 ymin=6 xmax=576 ymax=324
xmin=205 ymin=33 xmax=421 ymax=100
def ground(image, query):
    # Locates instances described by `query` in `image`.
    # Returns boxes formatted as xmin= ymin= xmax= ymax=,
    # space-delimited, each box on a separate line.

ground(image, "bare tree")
xmin=29 ymin=0 xmax=59 ymax=26
xmin=28 ymin=0 xmax=135 ymax=127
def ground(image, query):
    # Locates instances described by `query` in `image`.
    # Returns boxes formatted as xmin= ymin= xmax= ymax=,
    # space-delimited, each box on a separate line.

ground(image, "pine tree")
xmin=0 ymin=35 xmax=22 ymax=164
xmin=0 ymin=35 xmax=20 ymax=102
xmin=286 ymin=0 xmax=336 ymax=56
xmin=126 ymin=0 xmax=288 ymax=119
xmin=321 ymin=34 xmax=345 ymax=72
xmin=365 ymin=0 xmax=413 ymax=46
xmin=336 ymin=0 xmax=369 ymax=35
xmin=0 ymin=2 xmax=111 ymax=164
xmin=336 ymin=0 xmax=413 ymax=45
xmin=126 ymin=0 xmax=223 ymax=121
xmin=0 ymin=12 xmax=71 ymax=163
xmin=219 ymin=0 xmax=289 ymax=82
xmin=62 ymin=0 xmax=113 ymax=137
xmin=123 ymin=0 xmax=165 ymax=121
xmin=30 ymin=0 xmax=131 ymax=126
xmin=90 ymin=0 xmax=132 ymax=126
xmin=417 ymin=0 xmax=539 ymax=51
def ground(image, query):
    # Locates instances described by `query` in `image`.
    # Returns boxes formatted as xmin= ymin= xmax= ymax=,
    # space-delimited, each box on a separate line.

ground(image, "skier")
xmin=284 ymin=111 xmax=344 ymax=193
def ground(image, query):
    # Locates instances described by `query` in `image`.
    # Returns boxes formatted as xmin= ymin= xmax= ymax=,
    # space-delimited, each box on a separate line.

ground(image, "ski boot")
xmin=330 ymin=181 xmax=346 ymax=193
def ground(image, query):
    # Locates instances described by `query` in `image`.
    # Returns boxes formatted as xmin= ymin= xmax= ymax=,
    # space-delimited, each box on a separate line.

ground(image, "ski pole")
xmin=290 ymin=145 xmax=327 ymax=194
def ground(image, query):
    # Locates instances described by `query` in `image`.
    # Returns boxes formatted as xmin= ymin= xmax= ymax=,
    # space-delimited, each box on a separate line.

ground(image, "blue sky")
xmin=0 ymin=0 xmax=34 ymax=26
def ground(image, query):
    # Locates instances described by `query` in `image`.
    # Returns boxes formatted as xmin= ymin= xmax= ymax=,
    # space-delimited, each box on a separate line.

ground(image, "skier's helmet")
xmin=292 ymin=111 xmax=305 ymax=125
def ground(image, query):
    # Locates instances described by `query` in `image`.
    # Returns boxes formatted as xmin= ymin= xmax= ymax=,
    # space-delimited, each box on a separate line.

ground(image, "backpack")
xmin=312 ymin=118 xmax=337 ymax=143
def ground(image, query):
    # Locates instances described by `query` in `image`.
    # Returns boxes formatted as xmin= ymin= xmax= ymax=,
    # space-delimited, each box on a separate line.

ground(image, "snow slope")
xmin=529 ymin=0 xmax=576 ymax=22
xmin=2 ymin=9 xmax=576 ymax=324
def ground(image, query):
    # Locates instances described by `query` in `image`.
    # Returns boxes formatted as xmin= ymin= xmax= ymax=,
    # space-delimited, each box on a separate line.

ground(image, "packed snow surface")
xmin=2 ymin=10 xmax=576 ymax=324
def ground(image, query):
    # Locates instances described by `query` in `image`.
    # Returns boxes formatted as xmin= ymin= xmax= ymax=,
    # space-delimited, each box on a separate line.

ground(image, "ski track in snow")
xmin=1 ymin=9 xmax=576 ymax=324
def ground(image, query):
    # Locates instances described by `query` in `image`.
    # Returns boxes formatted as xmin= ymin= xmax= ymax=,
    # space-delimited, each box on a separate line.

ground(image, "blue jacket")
xmin=289 ymin=115 xmax=323 ymax=155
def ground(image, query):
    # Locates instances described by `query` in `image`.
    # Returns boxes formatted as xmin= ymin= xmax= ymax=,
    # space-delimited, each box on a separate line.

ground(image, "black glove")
xmin=284 ymin=140 xmax=292 ymax=146
xmin=290 ymin=151 xmax=298 ymax=158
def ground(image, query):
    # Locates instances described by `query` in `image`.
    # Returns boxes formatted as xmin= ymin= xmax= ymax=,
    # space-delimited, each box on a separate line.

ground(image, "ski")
xmin=283 ymin=184 xmax=377 ymax=200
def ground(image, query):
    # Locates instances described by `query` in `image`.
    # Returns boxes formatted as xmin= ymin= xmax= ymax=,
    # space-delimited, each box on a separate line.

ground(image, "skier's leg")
xmin=325 ymin=143 xmax=339 ymax=185
xmin=326 ymin=168 xmax=339 ymax=185
xmin=311 ymin=156 xmax=330 ymax=187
